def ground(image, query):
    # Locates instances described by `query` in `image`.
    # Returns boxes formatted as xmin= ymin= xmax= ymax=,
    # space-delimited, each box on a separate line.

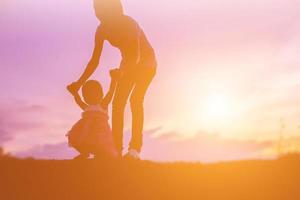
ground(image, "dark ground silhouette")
xmin=1 ymin=155 xmax=300 ymax=200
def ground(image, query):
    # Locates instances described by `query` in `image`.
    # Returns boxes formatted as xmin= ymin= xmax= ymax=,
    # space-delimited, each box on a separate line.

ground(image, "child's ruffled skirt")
xmin=66 ymin=112 xmax=117 ymax=157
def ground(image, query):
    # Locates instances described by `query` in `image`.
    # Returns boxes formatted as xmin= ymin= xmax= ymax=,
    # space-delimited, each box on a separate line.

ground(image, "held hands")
xmin=109 ymin=68 xmax=122 ymax=81
xmin=67 ymin=82 xmax=81 ymax=96
xmin=67 ymin=68 xmax=120 ymax=96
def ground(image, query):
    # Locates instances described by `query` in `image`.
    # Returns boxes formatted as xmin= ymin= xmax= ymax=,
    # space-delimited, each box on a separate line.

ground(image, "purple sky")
xmin=1 ymin=0 xmax=300 ymax=162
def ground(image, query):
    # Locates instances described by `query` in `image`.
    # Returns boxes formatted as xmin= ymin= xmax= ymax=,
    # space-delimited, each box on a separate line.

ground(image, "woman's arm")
xmin=77 ymin=27 xmax=104 ymax=84
xmin=67 ymin=26 xmax=105 ymax=93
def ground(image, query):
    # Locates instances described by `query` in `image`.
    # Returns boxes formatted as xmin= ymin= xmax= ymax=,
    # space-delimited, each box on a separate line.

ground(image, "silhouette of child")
xmin=66 ymin=69 xmax=120 ymax=160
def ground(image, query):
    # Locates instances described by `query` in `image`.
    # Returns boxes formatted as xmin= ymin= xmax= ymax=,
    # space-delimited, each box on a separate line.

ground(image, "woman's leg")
xmin=112 ymin=73 xmax=135 ymax=155
xmin=129 ymin=67 xmax=156 ymax=152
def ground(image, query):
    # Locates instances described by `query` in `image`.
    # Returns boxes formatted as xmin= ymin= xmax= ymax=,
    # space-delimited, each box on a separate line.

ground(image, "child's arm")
xmin=67 ymin=85 xmax=88 ymax=110
xmin=101 ymin=69 xmax=121 ymax=109
xmin=73 ymin=93 xmax=88 ymax=110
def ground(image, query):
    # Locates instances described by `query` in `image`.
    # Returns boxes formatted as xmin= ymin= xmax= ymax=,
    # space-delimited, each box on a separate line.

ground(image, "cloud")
xmin=15 ymin=127 xmax=163 ymax=159
xmin=0 ymin=101 xmax=48 ymax=145
xmin=16 ymin=142 xmax=77 ymax=159
xmin=141 ymin=129 xmax=276 ymax=162
xmin=0 ymin=126 xmax=12 ymax=145
xmin=16 ymin=127 xmax=278 ymax=162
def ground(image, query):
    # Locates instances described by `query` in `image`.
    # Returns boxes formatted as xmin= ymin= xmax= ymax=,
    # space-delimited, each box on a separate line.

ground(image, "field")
xmin=1 ymin=155 xmax=300 ymax=200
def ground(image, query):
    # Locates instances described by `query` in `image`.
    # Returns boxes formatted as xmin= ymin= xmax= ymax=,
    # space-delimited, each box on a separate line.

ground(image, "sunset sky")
xmin=1 ymin=0 xmax=300 ymax=162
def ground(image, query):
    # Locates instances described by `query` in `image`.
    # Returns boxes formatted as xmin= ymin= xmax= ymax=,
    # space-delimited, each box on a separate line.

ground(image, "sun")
xmin=205 ymin=93 xmax=232 ymax=120
xmin=179 ymin=84 xmax=239 ymax=133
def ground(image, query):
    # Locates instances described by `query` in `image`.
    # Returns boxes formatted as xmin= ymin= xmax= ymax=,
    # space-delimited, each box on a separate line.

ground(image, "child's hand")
xmin=67 ymin=82 xmax=81 ymax=96
xmin=109 ymin=68 xmax=122 ymax=80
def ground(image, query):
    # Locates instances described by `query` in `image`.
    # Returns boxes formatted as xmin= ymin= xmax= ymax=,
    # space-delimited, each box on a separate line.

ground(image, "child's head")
xmin=82 ymin=80 xmax=103 ymax=105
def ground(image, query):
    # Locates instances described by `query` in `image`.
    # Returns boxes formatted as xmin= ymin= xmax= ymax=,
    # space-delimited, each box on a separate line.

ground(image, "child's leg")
xmin=73 ymin=153 xmax=89 ymax=160
xmin=73 ymin=145 xmax=90 ymax=160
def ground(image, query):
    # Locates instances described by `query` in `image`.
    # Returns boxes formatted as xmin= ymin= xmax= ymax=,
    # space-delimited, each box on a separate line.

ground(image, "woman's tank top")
xmin=100 ymin=16 xmax=157 ymax=68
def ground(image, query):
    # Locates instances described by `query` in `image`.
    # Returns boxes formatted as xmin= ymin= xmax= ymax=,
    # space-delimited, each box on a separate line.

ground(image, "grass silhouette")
xmin=1 ymin=155 xmax=300 ymax=200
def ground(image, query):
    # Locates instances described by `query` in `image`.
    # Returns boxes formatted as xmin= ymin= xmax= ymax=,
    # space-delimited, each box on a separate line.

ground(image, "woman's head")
xmin=82 ymin=80 xmax=103 ymax=105
xmin=93 ymin=0 xmax=124 ymax=22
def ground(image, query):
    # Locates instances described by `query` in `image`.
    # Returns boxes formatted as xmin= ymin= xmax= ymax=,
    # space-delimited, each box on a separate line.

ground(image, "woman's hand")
xmin=110 ymin=68 xmax=122 ymax=80
xmin=67 ymin=82 xmax=81 ymax=96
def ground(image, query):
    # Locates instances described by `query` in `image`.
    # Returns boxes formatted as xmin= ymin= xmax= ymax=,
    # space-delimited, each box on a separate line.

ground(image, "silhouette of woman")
xmin=68 ymin=0 xmax=157 ymax=159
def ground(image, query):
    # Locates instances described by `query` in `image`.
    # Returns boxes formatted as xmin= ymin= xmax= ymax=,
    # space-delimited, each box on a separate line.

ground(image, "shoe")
xmin=73 ymin=153 xmax=89 ymax=160
xmin=124 ymin=149 xmax=140 ymax=160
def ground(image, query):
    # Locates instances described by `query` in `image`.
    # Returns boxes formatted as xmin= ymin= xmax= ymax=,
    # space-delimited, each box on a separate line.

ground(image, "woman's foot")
xmin=124 ymin=149 xmax=140 ymax=160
